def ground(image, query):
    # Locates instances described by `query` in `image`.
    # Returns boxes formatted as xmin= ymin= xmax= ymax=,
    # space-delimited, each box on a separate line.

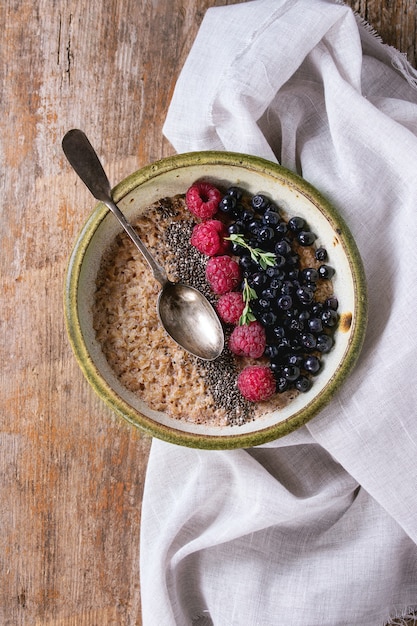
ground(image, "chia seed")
xmin=164 ymin=209 xmax=255 ymax=425
xmin=196 ymin=350 xmax=254 ymax=425
xmin=165 ymin=220 xmax=214 ymax=303
xmin=156 ymin=196 xmax=181 ymax=220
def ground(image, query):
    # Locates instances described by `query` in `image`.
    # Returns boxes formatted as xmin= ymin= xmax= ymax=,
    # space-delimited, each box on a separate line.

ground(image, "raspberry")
xmin=237 ymin=365 xmax=276 ymax=402
xmin=229 ymin=321 xmax=266 ymax=359
xmin=190 ymin=220 xmax=230 ymax=256
xmin=185 ymin=182 xmax=222 ymax=219
xmin=206 ymin=255 xmax=242 ymax=295
xmin=216 ymin=292 xmax=245 ymax=324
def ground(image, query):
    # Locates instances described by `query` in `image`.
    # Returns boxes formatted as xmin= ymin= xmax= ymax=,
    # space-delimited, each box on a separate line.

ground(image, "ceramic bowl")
xmin=64 ymin=151 xmax=367 ymax=449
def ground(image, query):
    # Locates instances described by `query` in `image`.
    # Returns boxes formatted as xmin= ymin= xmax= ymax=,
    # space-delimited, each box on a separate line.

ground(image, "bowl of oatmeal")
xmin=64 ymin=151 xmax=367 ymax=449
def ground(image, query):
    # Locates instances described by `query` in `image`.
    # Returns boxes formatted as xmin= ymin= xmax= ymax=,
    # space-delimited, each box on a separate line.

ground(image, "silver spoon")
xmin=62 ymin=129 xmax=224 ymax=361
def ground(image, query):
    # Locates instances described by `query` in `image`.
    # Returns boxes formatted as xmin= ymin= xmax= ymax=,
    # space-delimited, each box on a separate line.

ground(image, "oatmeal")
xmin=93 ymin=183 xmax=338 ymax=426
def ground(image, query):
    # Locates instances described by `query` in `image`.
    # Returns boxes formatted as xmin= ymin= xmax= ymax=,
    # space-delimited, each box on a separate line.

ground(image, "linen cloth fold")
xmin=140 ymin=1 xmax=417 ymax=624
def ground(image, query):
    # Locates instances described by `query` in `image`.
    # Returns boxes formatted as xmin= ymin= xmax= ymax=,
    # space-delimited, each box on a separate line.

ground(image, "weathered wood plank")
xmin=0 ymin=1 xmax=415 ymax=624
xmin=347 ymin=0 xmax=417 ymax=66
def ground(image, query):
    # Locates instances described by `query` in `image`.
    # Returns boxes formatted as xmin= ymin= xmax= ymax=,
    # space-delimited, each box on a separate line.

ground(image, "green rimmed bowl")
xmin=64 ymin=151 xmax=367 ymax=449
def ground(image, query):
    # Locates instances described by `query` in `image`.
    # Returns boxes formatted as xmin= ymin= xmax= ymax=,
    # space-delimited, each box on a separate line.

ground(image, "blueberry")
xmin=275 ymin=239 xmax=292 ymax=256
xmin=262 ymin=210 xmax=280 ymax=226
xmin=265 ymin=344 xmax=280 ymax=359
xmin=266 ymin=264 xmax=284 ymax=278
xmin=287 ymin=216 xmax=306 ymax=232
xmin=260 ymin=311 xmax=278 ymax=326
xmin=267 ymin=201 xmax=279 ymax=212
xmin=251 ymin=194 xmax=270 ymax=213
xmin=257 ymin=298 xmax=270 ymax=310
xmin=283 ymin=306 xmax=297 ymax=319
xmin=307 ymin=317 xmax=323 ymax=333
xmin=261 ymin=287 xmax=278 ymax=300
xmin=226 ymin=186 xmax=243 ymax=200
xmin=278 ymin=295 xmax=293 ymax=310
xmin=227 ymin=222 xmax=243 ymax=235
xmin=219 ymin=195 xmax=237 ymax=214
xmin=315 ymin=247 xmax=328 ymax=262
xmin=283 ymin=365 xmax=300 ymax=381
xmin=258 ymin=225 xmax=275 ymax=243
xmin=325 ymin=296 xmax=339 ymax=310
xmin=275 ymin=254 xmax=287 ymax=268
xmin=287 ymin=268 xmax=300 ymax=281
xmin=316 ymin=334 xmax=334 ymax=353
xmin=272 ymin=326 xmax=286 ymax=340
xmin=297 ymin=230 xmax=317 ymax=246
xmin=318 ymin=264 xmax=335 ymax=279
xmin=300 ymin=333 xmax=317 ymax=350
xmin=248 ymin=219 xmax=262 ymax=236
xmin=311 ymin=302 xmax=324 ymax=316
xmin=275 ymin=221 xmax=288 ymax=237
xmin=250 ymin=271 xmax=268 ymax=288
xmin=296 ymin=286 xmax=315 ymax=305
xmin=270 ymin=360 xmax=283 ymax=374
xmin=275 ymin=377 xmax=289 ymax=393
xmin=240 ymin=255 xmax=257 ymax=273
xmin=295 ymin=376 xmax=312 ymax=392
xmin=321 ymin=308 xmax=338 ymax=327
xmin=230 ymin=242 xmax=245 ymax=256
xmin=301 ymin=268 xmax=319 ymax=283
xmin=276 ymin=337 xmax=291 ymax=352
xmin=240 ymin=207 xmax=255 ymax=223
xmin=290 ymin=335 xmax=303 ymax=350
xmin=281 ymin=280 xmax=295 ymax=295
xmin=286 ymin=317 xmax=304 ymax=333
xmin=266 ymin=266 xmax=278 ymax=277
xmin=269 ymin=276 xmax=283 ymax=290
xmin=288 ymin=353 xmax=304 ymax=367
xmin=304 ymin=355 xmax=321 ymax=374
xmin=224 ymin=194 xmax=340 ymax=398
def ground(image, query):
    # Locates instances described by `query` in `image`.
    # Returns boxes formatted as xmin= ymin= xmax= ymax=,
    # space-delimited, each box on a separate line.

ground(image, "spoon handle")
xmin=62 ymin=129 xmax=169 ymax=287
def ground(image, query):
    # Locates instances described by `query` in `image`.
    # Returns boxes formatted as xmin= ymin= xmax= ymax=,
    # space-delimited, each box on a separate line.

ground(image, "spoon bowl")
xmin=62 ymin=129 xmax=224 ymax=361
xmin=158 ymin=282 xmax=225 ymax=361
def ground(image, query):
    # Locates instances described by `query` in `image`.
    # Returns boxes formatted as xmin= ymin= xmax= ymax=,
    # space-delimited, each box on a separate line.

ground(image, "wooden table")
xmin=1 ymin=1 xmax=416 ymax=624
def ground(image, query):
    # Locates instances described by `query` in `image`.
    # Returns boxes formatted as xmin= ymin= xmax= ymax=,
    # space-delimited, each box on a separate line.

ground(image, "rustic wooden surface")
xmin=1 ymin=1 xmax=416 ymax=624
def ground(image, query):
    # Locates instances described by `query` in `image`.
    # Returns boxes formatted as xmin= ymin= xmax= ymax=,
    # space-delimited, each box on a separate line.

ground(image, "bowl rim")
xmin=64 ymin=150 xmax=368 ymax=449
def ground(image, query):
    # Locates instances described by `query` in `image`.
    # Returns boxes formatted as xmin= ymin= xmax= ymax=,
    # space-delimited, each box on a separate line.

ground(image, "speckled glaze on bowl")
xmin=64 ymin=151 xmax=367 ymax=449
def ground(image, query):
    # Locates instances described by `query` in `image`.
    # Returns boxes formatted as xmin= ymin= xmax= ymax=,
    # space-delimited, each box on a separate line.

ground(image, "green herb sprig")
xmin=227 ymin=233 xmax=276 ymax=270
xmin=239 ymin=278 xmax=257 ymax=326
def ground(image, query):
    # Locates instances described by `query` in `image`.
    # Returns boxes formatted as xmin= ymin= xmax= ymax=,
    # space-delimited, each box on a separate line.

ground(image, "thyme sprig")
xmin=239 ymin=278 xmax=257 ymax=326
xmin=226 ymin=233 xmax=276 ymax=270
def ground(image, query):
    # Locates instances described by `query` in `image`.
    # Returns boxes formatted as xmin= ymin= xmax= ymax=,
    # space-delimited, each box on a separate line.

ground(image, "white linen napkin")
xmin=140 ymin=1 xmax=417 ymax=624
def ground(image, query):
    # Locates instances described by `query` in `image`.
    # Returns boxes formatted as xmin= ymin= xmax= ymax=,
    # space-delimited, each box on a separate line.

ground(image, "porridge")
xmin=93 ymin=183 xmax=338 ymax=427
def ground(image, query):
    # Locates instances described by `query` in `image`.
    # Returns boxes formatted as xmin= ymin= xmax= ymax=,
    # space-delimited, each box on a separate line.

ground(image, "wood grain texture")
xmin=346 ymin=0 xmax=417 ymax=66
xmin=0 ymin=1 xmax=415 ymax=624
